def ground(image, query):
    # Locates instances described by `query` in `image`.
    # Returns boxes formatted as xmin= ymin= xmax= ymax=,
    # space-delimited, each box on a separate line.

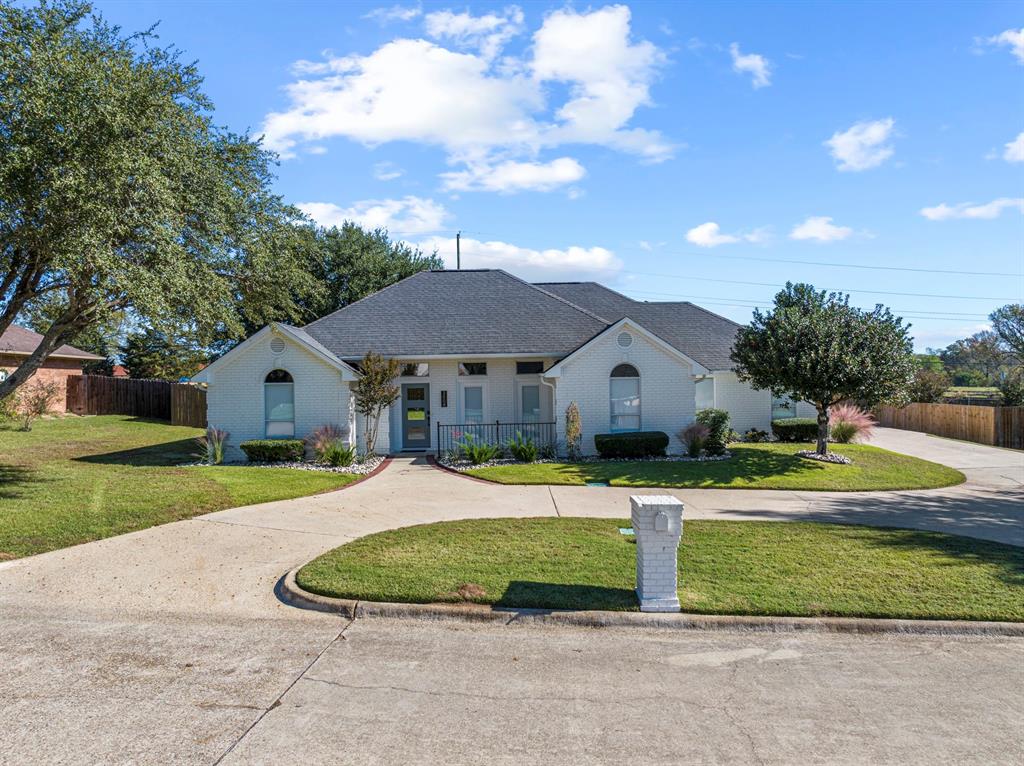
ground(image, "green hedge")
xmin=695 ymin=408 xmax=731 ymax=456
xmin=239 ymin=439 xmax=306 ymax=462
xmin=594 ymin=431 xmax=669 ymax=458
xmin=771 ymin=418 xmax=819 ymax=442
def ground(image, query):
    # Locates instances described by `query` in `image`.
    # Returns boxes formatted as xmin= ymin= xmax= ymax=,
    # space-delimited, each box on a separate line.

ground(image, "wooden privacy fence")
xmin=66 ymin=375 xmax=206 ymax=428
xmin=170 ymin=383 xmax=207 ymax=428
xmin=876 ymin=402 xmax=1023 ymax=450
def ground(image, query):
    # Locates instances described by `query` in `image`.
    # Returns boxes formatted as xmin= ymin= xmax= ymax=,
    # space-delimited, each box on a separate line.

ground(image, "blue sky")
xmin=95 ymin=1 xmax=1023 ymax=350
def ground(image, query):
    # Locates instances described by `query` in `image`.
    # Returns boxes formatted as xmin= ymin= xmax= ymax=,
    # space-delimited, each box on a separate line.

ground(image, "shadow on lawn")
xmin=561 ymin=445 xmax=813 ymax=486
xmin=74 ymin=437 xmax=197 ymax=467
xmin=497 ymin=580 xmax=637 ymax=611
xmin=0 ymin=463 xmax=49 ymax=500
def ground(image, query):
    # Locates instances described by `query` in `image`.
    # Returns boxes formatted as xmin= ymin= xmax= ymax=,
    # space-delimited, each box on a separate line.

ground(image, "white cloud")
xmin=421 ymin=235 xmax=621 ymax=280
xmin=363 ymin=4 xmax=421 ymax=24
xmin=262 ymin=5 xmax=671 ymax=186
xmin=986 ymin=28 xmax=1024 ymax=63
xmin=920 ymin=198 xmax=1024 ymax=221
xmin=824 ymin=118 xmax=896 ymax=171
xmin=424 ymin=6 xmax=524 ymax=60
xmin=373 ymin=161 xmax=404 ymax=181
xmin=298 ymin=196 xmax=448 ymax=234
xmin=440 ymin=157 xmax=585 ymax=193
xmin=729 ymin=43 xmax=771 ymax=88
xmin=789 ymin=216 xmax=853 ymax=242
xmin=531 ymin=5 xmax=672 ymax=162
xmin=685 ymin=222 xmax=769 ymax=247
xmin=1003 ymin=132 xmax=1024 ymax=163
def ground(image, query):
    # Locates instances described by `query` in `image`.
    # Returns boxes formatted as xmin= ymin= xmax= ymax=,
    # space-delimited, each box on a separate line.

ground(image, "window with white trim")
xmin=264 ymin=369 xmax=295 ymax=437
xmin=610 ymin=363 xmax=640 ymax=432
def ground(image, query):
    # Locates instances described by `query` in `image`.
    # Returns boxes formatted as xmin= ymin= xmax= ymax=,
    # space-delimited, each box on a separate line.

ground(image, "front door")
xmin=402 ymin=383 xmax=430 ymax=450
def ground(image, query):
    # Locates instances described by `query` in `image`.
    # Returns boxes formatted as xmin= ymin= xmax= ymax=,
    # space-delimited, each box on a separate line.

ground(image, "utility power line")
xmin=646 ymin=251 xmax=1022 ymax=278
xmin=619 ymin=270 xmax=1020 ymax=302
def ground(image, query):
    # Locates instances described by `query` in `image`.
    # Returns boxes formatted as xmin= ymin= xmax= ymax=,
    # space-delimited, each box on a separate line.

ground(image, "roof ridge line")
xmin=497 ymin=270 xmax=612 ymax=324
xmin=679 ymin=300 xmax=745 ymax=329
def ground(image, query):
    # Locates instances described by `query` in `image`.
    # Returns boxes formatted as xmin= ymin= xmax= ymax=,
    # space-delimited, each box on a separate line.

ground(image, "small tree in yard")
xmin=351 ymin=352 xmax=399 ymax=455
xmin=908 ymin=366 xmax=950 ymax=403
xmin=15 ymin=378 xmax=62 ymax=431
xmin=564 ymin=401 xmax=582 ymax=461
xmin=731 ymin=283 xmax=916 ymax=456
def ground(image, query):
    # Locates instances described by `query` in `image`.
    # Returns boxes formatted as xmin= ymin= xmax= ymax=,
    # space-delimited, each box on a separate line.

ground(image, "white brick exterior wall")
xmin=712 ymin=371 xmax=772 ymax=433
xmin=206 ymin=330 xmax=352 ymax=461
xmin=551 ymin=323 xmax=696 ymax=456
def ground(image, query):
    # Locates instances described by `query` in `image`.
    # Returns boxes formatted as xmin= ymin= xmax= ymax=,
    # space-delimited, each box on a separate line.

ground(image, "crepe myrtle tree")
xmin=351 ymin=352 xmax=400 ymax=456
xmin=731 ymin=283 xmax=916 ymax=456
xmin=0 ymin=1 xmax=317 ymax=401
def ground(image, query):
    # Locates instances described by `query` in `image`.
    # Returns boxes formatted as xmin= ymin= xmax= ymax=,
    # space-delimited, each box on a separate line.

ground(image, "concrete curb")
xmin=278 ymin=568 xmax=1024 ymax=636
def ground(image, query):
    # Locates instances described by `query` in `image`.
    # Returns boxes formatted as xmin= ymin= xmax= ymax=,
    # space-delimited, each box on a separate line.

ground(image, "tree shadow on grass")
xmin=0 ymin=463 xmax=49 ymax=500
xmin=74 ymin=438 xmax=197 ymax=467
xmin=562 ymin=445 xmax=812 ymax=487
xmin=496 ymin=580 xmax=637 ymax=611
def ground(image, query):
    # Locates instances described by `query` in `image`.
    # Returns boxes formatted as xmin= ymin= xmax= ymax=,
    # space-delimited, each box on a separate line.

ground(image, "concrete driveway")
xmin=0 ymin=427 xmax=1021 ymax=764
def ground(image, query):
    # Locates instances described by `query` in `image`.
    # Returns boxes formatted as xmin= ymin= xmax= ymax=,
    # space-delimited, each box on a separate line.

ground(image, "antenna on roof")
xmin=456 ymin=230 xmax=461 ymax=270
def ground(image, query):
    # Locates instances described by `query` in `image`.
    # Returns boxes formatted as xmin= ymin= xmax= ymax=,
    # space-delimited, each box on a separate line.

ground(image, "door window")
xmin=521 ymin=385 xmax=541 ymax=422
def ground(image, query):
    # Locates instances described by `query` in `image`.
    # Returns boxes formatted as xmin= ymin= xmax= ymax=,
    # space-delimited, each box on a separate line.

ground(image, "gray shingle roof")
xmin=299 ymin=270 xmax=742 ymax=370
xmin=303 ymin=270 xmax=608 ymax=358
xmin=535 ymin=282 xmax=743 ymax=371
xmin=0 ymin=324 xmax=104 ymax=360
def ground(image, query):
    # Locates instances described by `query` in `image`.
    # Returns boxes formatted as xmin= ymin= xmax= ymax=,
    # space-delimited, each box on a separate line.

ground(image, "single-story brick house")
xmin=193 ymin=269 xmax=815 ymax=460
xmin=0 ymin=325 xmax=104 ymax=411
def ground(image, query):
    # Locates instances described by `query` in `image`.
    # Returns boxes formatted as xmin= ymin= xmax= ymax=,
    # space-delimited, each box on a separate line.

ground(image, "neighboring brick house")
xmin=194 ymin=269 xmax=816 ymax=461
xmin=0 ymin=325 xmax=104 ymax=411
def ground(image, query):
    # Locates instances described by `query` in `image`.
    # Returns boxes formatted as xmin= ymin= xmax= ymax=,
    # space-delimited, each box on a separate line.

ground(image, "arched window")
xmin=610 ymin=364 xmax=640 ymax=432
xmin=264 ymin=369 xmax=294 ymax=437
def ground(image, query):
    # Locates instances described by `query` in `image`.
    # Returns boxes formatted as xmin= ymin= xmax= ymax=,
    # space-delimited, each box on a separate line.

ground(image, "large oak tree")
xmin=731 ymin=283 xmax=916 ymax=455
xmin=0 ymin=1 xmax=316 ymax=399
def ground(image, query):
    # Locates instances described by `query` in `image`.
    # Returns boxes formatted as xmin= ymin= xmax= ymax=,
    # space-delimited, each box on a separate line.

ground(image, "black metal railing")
xmin=436 ymin=421 xmax=556 ymax=458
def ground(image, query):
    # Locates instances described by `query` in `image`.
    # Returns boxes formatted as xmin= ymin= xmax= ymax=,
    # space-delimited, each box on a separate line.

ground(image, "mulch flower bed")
xmin=189 ymin=455 xmax=386 ymax=475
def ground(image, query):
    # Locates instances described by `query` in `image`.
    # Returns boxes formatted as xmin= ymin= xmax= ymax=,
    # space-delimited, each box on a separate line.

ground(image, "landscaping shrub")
xmin=14 ymin=379 xmax=61 ymax=431
xmin=678 ymin=423 xmax=709 ymax=458
xmin=458 ymin=433 xmax=503 ymax=464
xmin=771 ymin=418 xmax=818 ymax=442
xmin=195 ymin=425 xmax=229 ymax=465
xmin=506 ymin=432 xmax=539 ymax=463
xmin=306 ymin=424 xmax=356 ymax=465
xmin=239 ymin=439 xmax=305 ymax=463
xmin=594 ymin=431 xmax=669 ymax=458
xmin=743 ymin=428 xmax=770 ymax=443
xmin=695 ymin=408 xmax=731 ymax=456
xmin=829 ymin=403 xmax=876 ymax=444
xmin=321 ymin=440 xmax=357 ymax=467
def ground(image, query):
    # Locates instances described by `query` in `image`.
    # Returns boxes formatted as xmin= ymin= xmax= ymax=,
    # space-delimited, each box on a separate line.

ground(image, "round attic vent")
xmin=617 ymin=331 xmax=634 ymax=349
xmin=270 ymin=336 xmax=286 ymax=354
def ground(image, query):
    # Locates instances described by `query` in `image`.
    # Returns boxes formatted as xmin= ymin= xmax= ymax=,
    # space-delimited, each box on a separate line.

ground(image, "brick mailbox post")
xmin=630 ymin=495 xmax=684 ymax=612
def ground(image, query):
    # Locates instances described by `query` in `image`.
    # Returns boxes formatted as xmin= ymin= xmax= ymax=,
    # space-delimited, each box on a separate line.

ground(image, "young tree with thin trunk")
xmin=731 ymin=283 xmax=916 ymax=456
xmin=0 ymin=1 xmax=316 ymax=401
xmin=351 ymin=352 xmax=400 ymax=455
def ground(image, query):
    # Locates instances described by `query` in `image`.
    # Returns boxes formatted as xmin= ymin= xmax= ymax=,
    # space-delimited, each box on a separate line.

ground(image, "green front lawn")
xmin=297 ymin=518 xmax=1024 ymax=621
xmin=0 ymin=415 xmax=359 ymax=560
xmin=464 ymin=443 xmax=965 ymax=491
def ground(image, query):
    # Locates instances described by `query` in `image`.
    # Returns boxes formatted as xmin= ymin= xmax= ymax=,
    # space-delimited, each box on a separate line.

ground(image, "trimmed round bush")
xmin=771 ymin=418 xmax=819 ymax=442
xmin=239 ymin=439 xmax=305 ymax=462
xmin=594 ymin=431 xmax=669 ymax=458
